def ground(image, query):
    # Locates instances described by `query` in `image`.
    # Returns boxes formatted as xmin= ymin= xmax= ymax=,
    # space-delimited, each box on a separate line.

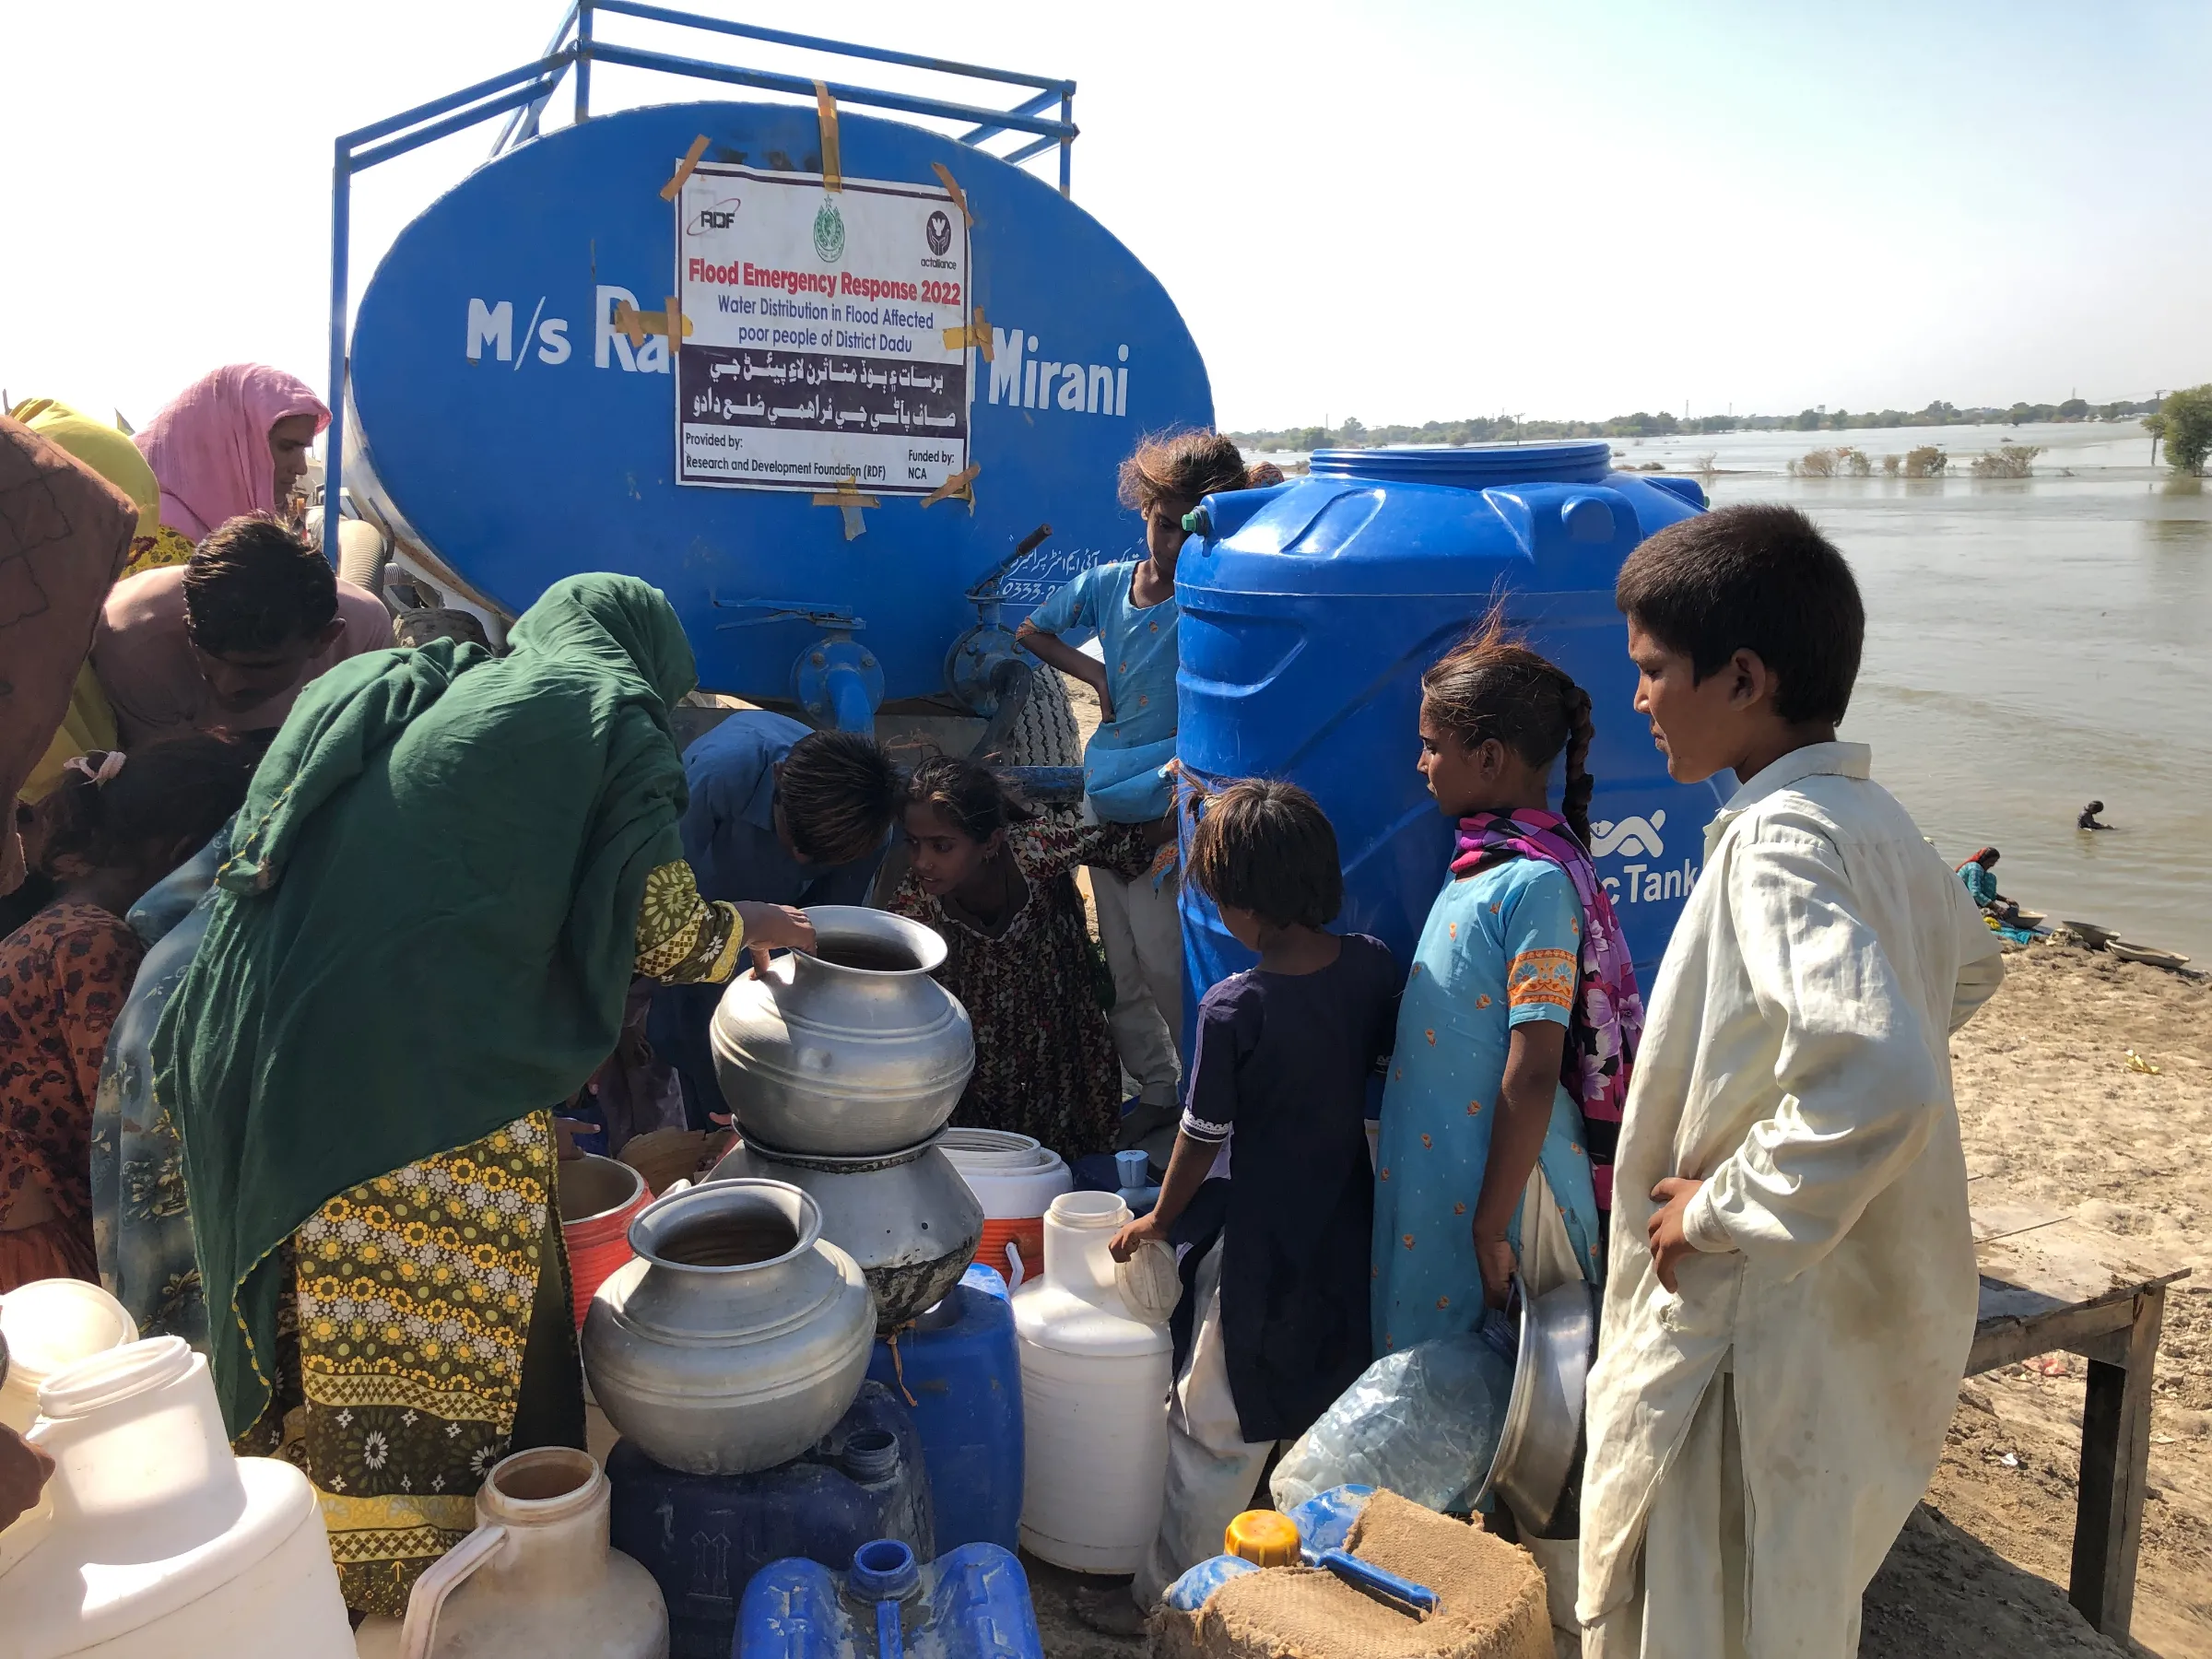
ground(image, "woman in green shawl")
xmin=154 ymin=574 xmax=810 ymax=1617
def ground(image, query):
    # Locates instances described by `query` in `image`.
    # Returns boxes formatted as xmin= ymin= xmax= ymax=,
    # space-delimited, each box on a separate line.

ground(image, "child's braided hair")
xmin=1419 ymin=606 xmax=1598 ymax=849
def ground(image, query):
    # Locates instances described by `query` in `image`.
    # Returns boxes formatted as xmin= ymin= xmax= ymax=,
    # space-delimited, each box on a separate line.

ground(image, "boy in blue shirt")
xmin=1018 ymin=431 xmax=1253 ymax=1126
xmin=647 ymin=712 xmax=900 ymax=1124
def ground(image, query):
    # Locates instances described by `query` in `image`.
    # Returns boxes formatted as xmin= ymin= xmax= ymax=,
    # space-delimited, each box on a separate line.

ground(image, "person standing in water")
xmin=1018 ymin=430 xmax=1255 ymax=1144
xmin=2078 ymin=799 xmax=2112 ymax=830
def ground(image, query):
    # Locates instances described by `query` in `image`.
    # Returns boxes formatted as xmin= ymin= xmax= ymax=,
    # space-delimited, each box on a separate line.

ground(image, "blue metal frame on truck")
xmin=324 ymin=1 xmax=1079 ymax=578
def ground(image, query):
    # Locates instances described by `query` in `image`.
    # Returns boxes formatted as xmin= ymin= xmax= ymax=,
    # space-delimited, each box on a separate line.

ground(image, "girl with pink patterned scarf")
xmin=1371 ymin=613 xmax=1643 ymax=1354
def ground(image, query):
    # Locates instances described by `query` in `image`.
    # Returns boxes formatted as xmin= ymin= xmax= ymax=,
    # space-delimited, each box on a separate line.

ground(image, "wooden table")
xmin=1967 ymin=1194 xmax=2191 ymax=1640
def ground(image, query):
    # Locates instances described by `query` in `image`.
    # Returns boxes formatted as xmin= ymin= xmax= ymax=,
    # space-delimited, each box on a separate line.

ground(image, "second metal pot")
xmin=710 ymin=1133 xmax=984 ymax=1334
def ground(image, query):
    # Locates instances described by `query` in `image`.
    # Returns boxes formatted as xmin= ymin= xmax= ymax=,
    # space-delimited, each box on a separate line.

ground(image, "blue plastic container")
xmin=608 ymin=1381 xmax=934 ymax=1659
xmin=865 ymin=1264 xmax=1023 ymax=1552
xmin=1162 ymin=1484 xmax=1376 ymax=1611
xmin=348 ymin=100 xmax=1211 ymax=710
xmin=739 ymin=1539 xmax=1043 ymax=1659
xmin=1174 ymin=443 xmax=1724 ymax=1021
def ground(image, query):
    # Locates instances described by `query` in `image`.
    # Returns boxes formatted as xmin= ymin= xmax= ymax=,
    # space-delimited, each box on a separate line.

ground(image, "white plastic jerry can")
xmin=0 ymin=1335 xmax=357 ymax=1659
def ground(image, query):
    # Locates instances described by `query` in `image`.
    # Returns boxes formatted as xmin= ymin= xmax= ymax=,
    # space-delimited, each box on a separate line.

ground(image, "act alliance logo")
xmin=812 ymin=197 xmax=846 ymax=263
xmin=924 ymin=209 xmax=953 ymax=256
xmin=1590 ymin=810 xmax=1665 ymax=858
xmin=1593 ymin=808 xmax=1700 ymax=907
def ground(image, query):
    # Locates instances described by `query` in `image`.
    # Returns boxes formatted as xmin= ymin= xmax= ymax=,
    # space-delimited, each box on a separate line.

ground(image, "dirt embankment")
xmin=1876 ymin=942 xmax=2211 ymax=1659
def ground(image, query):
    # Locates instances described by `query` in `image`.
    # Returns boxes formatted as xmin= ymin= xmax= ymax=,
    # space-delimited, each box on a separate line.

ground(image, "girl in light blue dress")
xmin=1372 ymin=617 xmax=1641 ymax=1354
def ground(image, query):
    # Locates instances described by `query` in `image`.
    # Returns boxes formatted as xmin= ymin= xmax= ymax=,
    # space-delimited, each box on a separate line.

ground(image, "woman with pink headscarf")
xmin=133 ymin=363 xmax=329 ymax=542
xmin=91 ymin=367 xmax=384 ymax=748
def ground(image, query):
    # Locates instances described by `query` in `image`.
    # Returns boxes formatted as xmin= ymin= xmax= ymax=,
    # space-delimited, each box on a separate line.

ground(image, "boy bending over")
xmin=1580 ymin=505 xmax=2004 ymax=1657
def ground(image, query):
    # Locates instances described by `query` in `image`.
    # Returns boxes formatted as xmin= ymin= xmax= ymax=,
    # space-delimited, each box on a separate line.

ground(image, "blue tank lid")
xmin=1308 ymin=442 xmax=1612 ymax=487
xmin=1183 ymin=455 xmax=1701 ymax=599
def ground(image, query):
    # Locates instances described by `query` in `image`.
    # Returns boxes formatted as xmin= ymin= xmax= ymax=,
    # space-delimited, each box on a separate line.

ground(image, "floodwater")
xmin=1271 ymin=422 xmax=2212 ymax=960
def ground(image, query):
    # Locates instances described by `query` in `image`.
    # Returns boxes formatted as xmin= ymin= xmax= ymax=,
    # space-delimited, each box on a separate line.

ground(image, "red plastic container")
xmin=559 ymin=1155 xmax=652 ymax=1328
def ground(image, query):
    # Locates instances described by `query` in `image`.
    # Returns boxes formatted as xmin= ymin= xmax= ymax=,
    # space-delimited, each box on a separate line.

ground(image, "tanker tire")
xmin=1006 ymin=669 xmax=1084 ymax=824
xmin=1003 ymin=668 xmax=1083 ymax=769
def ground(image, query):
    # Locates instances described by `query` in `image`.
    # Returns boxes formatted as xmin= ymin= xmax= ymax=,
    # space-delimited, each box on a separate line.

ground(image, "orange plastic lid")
xmin=1224 ymin=1509 xmax=1301 ymax=1567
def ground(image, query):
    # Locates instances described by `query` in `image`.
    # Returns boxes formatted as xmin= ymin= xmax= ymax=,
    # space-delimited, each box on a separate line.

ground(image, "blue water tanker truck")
xmin=327 ymin=10 xmax=1721 ymax=1012
xmin=329 ymin=8 xmax=1210 ymax=768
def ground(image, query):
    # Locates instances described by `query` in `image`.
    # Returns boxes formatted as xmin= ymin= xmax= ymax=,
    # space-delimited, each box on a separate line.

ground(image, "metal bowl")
xmin=1476 ymin=1275 xmax=1599 ymax=1536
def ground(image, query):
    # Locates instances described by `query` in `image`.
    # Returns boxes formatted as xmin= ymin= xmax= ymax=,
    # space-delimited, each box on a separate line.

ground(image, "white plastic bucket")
xmin=940 ymin=1129 xmax=1071 ymax=1288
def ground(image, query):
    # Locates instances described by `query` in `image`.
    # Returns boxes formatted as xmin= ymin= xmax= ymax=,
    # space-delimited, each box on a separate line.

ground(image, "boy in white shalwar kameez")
xmin=1579 ymin=505 xmax=2005 ymax=1658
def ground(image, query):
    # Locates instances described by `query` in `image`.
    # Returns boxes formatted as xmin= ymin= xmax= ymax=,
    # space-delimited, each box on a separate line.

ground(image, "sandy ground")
xmin=1022 ymin=686 xmax=2212 ymax=1656
xmin=1900 ymin=940 xmax=2212 ymax=1658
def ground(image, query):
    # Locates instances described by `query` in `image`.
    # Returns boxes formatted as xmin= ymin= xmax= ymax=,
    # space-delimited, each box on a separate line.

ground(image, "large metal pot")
xmin=1476 ymin=1276 xmax=1600 ymax=1536
xmin=710 ymin=1133 xmax=984 ymax=1333
xmin=582 ymin=1179 xmax=874 ymax=1476
xmin=710 ymin=906 xmax=973 ymax=1156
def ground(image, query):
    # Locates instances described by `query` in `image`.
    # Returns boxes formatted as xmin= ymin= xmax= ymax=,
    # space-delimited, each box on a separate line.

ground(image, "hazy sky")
xmin=6 ymin=0 xmax=2207 ymax=431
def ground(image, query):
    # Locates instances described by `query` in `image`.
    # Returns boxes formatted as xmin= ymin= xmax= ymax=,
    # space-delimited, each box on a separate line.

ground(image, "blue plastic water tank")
xmin=607 ymin=1381 xmax=934 ymax=1659
xmin=1174 ymin=443 xmax=1724 ymax=1015
xmin=348 ymin=100 xmax=1211 ymax=706
xmin=865 ymin=1264 xmax=1023 ymax=1552
xmin=739 ymin=1539 xmax=1043 ymax=1659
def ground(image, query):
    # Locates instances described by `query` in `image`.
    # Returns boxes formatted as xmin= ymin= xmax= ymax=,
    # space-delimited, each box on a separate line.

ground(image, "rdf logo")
xmin=687 ymin=196 xmax=741 ymax=235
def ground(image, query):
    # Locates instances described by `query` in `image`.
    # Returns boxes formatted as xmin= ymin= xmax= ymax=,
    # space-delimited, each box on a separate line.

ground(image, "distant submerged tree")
xmin=2155 ymin=385 xmax=2212 ymax=475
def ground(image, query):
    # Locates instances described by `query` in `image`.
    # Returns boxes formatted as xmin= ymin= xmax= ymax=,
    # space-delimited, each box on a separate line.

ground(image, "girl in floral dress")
xmin=890 ymin=756 xmax=1171 ymax=1159
xmin=1371 ymin=616 xmax=1643 ymax=1354
xmin=1 ymin=735 xmax=254 ymax=1290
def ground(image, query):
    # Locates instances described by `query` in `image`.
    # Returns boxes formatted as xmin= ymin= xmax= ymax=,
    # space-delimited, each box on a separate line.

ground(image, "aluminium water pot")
xmin=1476 ymin=1275 xmax=1600 ymax=1536
xmin=709 ymin=1133 xmax=983 ymax=1333
xmin=710 ymin=907 xmax=973 ymax=1156
xmin=581 ymin=1180 xmax=874 ymax=1477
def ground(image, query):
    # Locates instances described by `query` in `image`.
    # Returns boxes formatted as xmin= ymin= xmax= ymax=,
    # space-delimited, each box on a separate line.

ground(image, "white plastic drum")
xmin=1010 ymin=1193 xmax=1171 ymax=1572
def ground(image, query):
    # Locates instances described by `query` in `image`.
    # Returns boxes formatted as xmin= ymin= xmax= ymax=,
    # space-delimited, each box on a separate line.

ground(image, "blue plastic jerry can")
xmin=738 ymin=1539 xmax=1044 ymax=1659
xmin=608 ymin=1382 xmax=933 ymax=1659
xmin=865 ymin=1265 xmax=1024 ymax=1552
